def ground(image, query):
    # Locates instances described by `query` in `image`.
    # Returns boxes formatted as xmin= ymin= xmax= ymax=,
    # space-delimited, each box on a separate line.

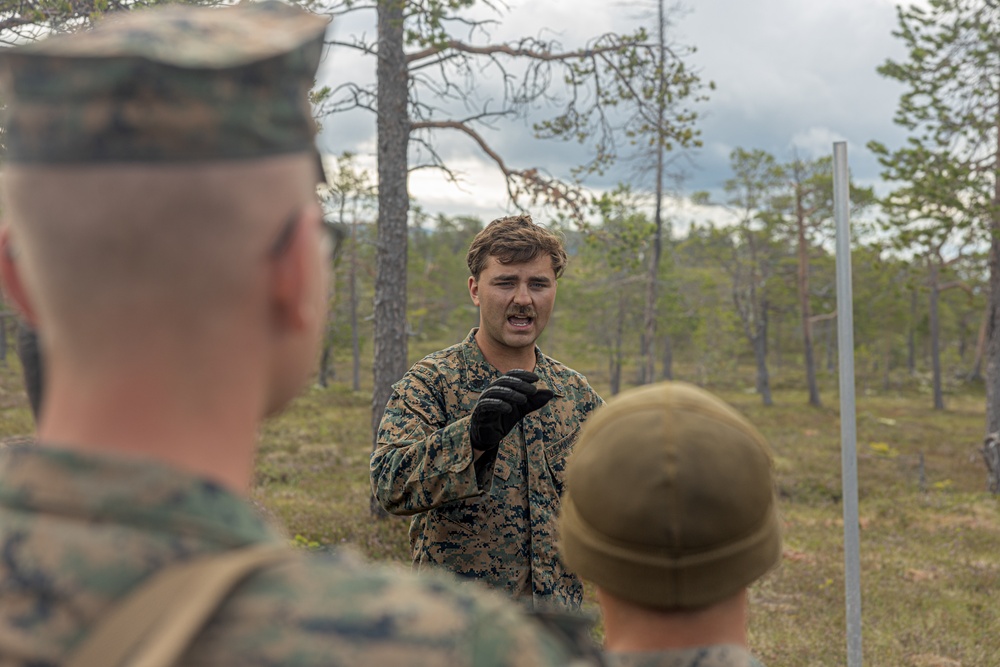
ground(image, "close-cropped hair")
xmin=466 ymin=214 xmax=568 ymax=280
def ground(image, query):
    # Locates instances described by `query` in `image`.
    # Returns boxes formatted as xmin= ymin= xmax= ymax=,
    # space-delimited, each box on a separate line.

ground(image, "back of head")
xmin=0 ymin=1 xmax=328 ymax=359
xmin=558 ymin=381 xmax=781 ymax=610
xmin=466 ymin=213 xmax=568 ymax=280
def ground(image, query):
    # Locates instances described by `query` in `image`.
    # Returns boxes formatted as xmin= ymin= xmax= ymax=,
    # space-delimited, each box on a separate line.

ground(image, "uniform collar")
xmin=460 ymin=328 xmax=566 ymax=397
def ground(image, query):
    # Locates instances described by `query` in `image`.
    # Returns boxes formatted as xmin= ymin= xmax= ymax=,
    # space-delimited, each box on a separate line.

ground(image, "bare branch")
xmin=409 ymin=52 xmax=462 ymax=73
xmin=325 ymin=39 xmax=378 ymax=57
xmin=406 ymin=36 xmax=640 ymax=65
xmin=316 ymin=82 xmax=378 ymax=116
xmin=939 ymin=280 xmax=973 ymax=295
xmin=411 ymin=119 xmax=586 ymax=219
xmin=320 ymin=1 xmax=377 ymax=18
xmin=809 ymin=312 xmax=838 ymax=324
xmin=411 ymin=119 xmax=515 ymax=192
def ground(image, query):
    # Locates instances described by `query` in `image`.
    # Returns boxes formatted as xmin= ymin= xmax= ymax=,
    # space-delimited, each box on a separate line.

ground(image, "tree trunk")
xmin=929 ymin=263 xmax=945 ymax=410
xmin=350 ymin=216 xmax=361 ymax=392
xmin=908 ymin=286 xmax=918 ymax=376
xmin=610 ymin=295 xmax=625 ymax=396
xmin=883 ymin=335 xmax=892 ymax=392
xmin=796 ymin=184 xmax=821 ymax=407
xmin=825 ymin=318 xmax=836 ymax=373
xmin=661 ymin=335 xmax=673 ymax=381
xmin=986 ymin=109 xmax=1000 ymax=435
xmin=640 ymin=0 xmax=670 ymax=386
xmin=609 ymin=355 xmax=621 ymax=396
xmin=969 ymin=304 xmax=987 ymax=382
xmin=641 ymin=222 xmax=661 ymax=385
xmin=988 ymin=223 xmax=1000 ymax=430
xmin=749 ymin=299 xmax=772 ymax=406
xmin=371 ymin=0 xmax=410 ymax=517
xmin=318 ymin=346 xmax=332 ymax=388
xmin=754 ymin=325 xmax=773 ymax=407
xmin=774 ymin=314 xmax=782 ymax=370
xmin=958 ymin=314 xmax=969 ymax=362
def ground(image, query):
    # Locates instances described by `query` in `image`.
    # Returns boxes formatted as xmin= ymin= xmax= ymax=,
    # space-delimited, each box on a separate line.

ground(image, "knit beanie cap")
xmin=559 ymin=381 xmax=782 ymax=609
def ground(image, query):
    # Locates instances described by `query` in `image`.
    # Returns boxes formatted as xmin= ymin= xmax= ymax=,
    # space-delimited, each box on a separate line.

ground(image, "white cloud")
xmin=316 ymin=0 xmax=915 ymax=218
xmin=790 ymin=127 xmax=848 ymax=158
xmin=408 ymin=159 xmax=513 ymax=221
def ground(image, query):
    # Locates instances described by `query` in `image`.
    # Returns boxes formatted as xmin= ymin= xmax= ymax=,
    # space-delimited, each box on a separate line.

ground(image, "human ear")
xmin=468 ymin=275 xmax=480 ymax=307
xmin=268 ymin=208 xmax=321 ymax=333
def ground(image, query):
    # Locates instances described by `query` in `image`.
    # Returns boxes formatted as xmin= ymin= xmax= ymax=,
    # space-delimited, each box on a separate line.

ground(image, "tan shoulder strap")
xmin=67 ymin=544 xmax=294 ymax=667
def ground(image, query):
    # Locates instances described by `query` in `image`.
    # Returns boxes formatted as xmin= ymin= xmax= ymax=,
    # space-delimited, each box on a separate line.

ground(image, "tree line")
xmin=0 ymin=0 xmax=997 ymax=434
xmin=314 ymin=0 xmax=998 ymax=435
xmin=320 ymin=149 xmax=987 ymax=414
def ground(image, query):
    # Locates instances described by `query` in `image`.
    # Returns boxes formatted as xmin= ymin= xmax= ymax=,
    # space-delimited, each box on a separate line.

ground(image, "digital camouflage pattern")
xmin=371 ymin=329 xmax=603 ymax=611
xmin=0 ymin=0 xmax=326 ymax=164
xmin=0 ymin=444 xmax=576 ymax=666
xmin=606 ymin=646 xmax=765 ymax=667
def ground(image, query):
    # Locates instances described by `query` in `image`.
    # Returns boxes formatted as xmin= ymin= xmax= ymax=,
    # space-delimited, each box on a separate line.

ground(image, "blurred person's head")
xmin=558 ymin=381 xmax=782 ymax=650
xmin=0 ymin=1 xmax=331 ymax=423
xmin=0 ymin=2 xmax=333 ymax=495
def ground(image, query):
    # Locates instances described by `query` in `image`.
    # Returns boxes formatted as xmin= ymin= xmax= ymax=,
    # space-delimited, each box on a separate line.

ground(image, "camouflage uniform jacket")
xmin=0 ymin=444 xmax=573 ymax=667
xmin=606 ymin=646 xmax=765 ymax=667
xmin=371 ymin=329 xmax=603 ymax=610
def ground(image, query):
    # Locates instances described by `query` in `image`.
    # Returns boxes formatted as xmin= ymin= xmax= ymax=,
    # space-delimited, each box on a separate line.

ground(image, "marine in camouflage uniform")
xmin=372 ymin=217 xmax=603 ymax=611
xmin=0 ymin=444 xmax=571 ymax=666
xmin=0 ymin=3 xmax=578 ymax=664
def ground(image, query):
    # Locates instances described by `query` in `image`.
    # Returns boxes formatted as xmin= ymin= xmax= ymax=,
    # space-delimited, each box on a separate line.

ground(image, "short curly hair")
xmin=466 ymin=214 xmax=567 ymax=280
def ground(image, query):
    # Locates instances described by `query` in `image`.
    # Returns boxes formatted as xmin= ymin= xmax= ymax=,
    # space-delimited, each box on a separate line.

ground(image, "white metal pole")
xmin=833 ymin=140 xmax=863 ymax=667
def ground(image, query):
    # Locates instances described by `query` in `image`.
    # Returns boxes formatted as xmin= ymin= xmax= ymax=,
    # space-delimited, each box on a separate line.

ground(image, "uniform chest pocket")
xmin=543 ymin=431 xmax=578 ymax=497
xmin=434 ymin=495 xmax=485 ymax=536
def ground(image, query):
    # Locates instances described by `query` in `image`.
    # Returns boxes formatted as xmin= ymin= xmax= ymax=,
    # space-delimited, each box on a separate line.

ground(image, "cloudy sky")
xmin=314 ymin=0 xmax=915 ymax=224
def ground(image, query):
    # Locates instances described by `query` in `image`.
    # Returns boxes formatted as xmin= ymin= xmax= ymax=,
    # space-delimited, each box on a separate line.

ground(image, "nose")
xmin=512 ymin=282 xmax=531 ymax=305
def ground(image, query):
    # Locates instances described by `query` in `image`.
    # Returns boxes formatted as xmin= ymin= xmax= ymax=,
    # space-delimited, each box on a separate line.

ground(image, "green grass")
xmin=723 ymin=390 xmax=1000 ymax=667
xmin=1 ymin=356 xmax=997 ymax=666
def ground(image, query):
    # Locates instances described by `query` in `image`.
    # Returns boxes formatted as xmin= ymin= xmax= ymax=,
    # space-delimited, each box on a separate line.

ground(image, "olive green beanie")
xmin=558 ymin=381 xmax=781 ymax=609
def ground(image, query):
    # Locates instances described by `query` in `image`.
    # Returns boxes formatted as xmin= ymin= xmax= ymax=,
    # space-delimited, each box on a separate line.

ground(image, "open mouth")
xmin=507 ymin=315 xmax=534 ymax=329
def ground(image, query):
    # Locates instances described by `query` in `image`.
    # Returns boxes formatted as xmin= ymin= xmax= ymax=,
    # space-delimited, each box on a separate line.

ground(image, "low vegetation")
xmin=254 ymin=343 xmax=1000 ymax=667
xmin=1 ymin=351 xmax=996 ymax=666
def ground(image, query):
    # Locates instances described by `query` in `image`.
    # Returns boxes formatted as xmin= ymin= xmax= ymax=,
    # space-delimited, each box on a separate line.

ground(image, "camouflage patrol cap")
xmin=0 ymin=1 xmax=328 ymax=164
xmin=558 ymin=381 xmax=781 ymax=610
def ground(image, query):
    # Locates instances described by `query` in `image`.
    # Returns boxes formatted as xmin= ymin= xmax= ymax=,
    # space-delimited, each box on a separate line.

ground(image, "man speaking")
xmin=372 ymin=214 xmax=603 ymax=611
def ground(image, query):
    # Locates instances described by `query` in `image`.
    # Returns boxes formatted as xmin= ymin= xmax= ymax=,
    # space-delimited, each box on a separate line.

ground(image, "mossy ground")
xmin=2 ymin=355 xmax=997 ymax=667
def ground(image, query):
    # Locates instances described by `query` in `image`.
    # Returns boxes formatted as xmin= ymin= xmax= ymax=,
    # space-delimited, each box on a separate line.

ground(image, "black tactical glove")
xmin=469 ymin=369 xmax=555 ymax=451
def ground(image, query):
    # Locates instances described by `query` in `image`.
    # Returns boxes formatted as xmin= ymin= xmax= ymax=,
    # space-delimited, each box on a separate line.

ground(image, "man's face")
xmin=469 ymin=253 xmax=557 ymax=353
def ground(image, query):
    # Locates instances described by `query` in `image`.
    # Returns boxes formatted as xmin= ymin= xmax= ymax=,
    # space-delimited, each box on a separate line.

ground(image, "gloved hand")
xmin=469 ymin=369 xmax=554 ymax=451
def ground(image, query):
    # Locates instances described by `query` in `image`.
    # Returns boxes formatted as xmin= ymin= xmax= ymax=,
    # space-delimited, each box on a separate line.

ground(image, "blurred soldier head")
xmin=0 ymin=1 xmax=331 ymax=486
xmin=558 ymin=381 xmax=782 ymax=652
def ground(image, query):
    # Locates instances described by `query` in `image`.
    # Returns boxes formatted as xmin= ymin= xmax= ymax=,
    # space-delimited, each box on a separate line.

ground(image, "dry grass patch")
xmin=0 ymin=357 xmax=998 ymax=666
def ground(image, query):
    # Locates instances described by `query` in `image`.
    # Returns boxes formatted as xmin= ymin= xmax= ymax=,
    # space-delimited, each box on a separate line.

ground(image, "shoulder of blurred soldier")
xmin=186 ymin=547 xmax=576 ymax=666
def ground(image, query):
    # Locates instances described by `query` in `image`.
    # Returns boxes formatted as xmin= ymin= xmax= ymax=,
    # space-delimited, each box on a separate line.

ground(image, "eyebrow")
xmin=491 ymin=274 xmax=552 ymax=284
